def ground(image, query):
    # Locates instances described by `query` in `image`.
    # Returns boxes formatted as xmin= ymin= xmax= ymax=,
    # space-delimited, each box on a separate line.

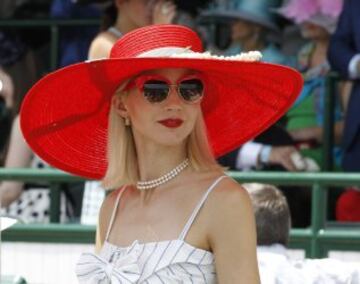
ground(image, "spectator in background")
xmin=0 ymin=115 xmax=75 ymax=223
xmin=277 ymin=0 xmax=345 ymax=171
xmin=330 ymin=0 xmax=360 ymax=222
xmin=201 ymin=0 xmax=312 ymax=228
xmin=0 ymin=68 xmax=14 ymax=164
xmin=200 ymin=0 xmax=294 ymax=65
xmin=201 ymin=0 xmax=303 ymax=173
xmin=0 ymin=29 xmax=38 ymax=117
xmin=328 ymin=0 xmax=360 ymax=172
xmin=3 ymin=0 xmax=103 ymax=222
xmin=243 ymin=183 xmax=291 ymax=246
xmin=220 ymin=0 xmax=347 ymax=227
xmin=243 ymin=183 xmax=360 ymax=284
xmin=0 ymin=29 xmax=40 ymax=167
xmin=88 ymin=0 xmax=176 ymax=59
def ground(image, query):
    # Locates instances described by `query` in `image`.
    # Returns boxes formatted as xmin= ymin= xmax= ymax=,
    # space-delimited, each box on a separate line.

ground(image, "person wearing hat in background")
xmin=20 ymin=24 xmax=302 ymax=282
xmin=328 ymin=0 xmax=360 ymax=172
xmin=277 ymin=0 xmax=346 ymax=171
xmin=200 ymin=0 xmax=294 ymax=65
xmin=201 ymin=0 xmax=312 ymax=228
xmin=273 ymin=0 xmax=348 ymax=225
xmin=201 ymin=0 xmax=303 ymax=174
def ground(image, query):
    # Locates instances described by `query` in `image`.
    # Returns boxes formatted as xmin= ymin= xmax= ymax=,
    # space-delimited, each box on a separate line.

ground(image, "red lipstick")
xmin=158 ymin=119 xmax=183 ymax=128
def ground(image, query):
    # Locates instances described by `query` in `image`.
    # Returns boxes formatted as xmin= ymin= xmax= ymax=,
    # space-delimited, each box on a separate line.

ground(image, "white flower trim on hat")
xmin=85 ymin=46 xmax=262 ymax=63
xmin=170 ymin=50 xmax=262 ymax=61
xmin=138 ymin=46 xmax=262 ymax=61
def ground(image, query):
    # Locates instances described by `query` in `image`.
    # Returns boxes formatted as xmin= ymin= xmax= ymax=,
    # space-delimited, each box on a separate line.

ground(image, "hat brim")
xmin=199 ymin=10 xmax=279 ymax=31
xmin=20 ymin=57 xmax=302 ymax=179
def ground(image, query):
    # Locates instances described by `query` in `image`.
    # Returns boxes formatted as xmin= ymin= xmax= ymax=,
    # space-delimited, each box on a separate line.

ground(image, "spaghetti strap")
xmin=178 ymin=175 xmax=227 ymax=240
xmin=104 ymin=186 xmax=128 ymax=241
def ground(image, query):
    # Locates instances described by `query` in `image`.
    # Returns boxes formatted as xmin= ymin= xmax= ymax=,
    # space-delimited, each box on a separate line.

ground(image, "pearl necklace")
xmin=137 ymin=158 xmax=189 ymax=191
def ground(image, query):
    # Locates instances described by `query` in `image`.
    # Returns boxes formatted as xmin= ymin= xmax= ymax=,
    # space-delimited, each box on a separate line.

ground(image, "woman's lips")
xmin=158 ymin=119 xmax=184 ymax=128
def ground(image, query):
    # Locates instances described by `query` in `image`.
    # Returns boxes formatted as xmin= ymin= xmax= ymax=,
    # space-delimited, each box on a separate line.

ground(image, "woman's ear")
xmin=111 ymin=95 xmax=128 ymax=119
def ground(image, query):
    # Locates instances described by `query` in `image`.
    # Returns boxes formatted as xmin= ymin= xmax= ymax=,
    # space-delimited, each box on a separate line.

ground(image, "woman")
xmin=200 ymin=0 xmax=293 ymax=66
xmin=89 ymin=0 xmax=176 ymax=59
xmin=20 ymin=24 xmax=302 ymax=282
xmin=83 ymin=0 xmax=176 ymax=225
xmin=278 ymin=0 xmax=345 ymax=170
xmin=0 ymin=115 xmax=72 ymax=223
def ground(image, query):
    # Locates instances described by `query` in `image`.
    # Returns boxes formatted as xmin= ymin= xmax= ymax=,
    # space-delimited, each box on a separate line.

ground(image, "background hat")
xmin=336 ymin=188 xmax=360 ymax=222
xmin=199 ymin=0 xmax=282 ymax=31
xmin=276 ymin=0 xmax=343 ymax=34
xmin=20 ymin=24 xmax=302 ymax=179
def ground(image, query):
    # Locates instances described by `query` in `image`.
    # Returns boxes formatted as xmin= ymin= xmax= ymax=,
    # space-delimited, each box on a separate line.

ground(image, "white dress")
xmin=76 ymin=176 xmax=227 ymax=283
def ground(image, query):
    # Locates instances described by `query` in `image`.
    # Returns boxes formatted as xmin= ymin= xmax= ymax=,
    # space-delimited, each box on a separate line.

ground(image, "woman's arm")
xmin=88 ymin=33 xmax=117 ymax=60
xmin=208 ymin=179 xmax=260 ymax=283
xmin=0 ymin=115 xmax=33 ymax=207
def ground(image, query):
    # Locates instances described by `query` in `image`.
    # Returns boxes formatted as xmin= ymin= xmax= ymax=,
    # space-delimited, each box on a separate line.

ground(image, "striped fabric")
xmin=76 ymin=176 xmax=227 ymax=283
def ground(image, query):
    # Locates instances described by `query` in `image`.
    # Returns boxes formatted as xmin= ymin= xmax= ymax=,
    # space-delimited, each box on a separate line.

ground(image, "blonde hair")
xmin=101 ymin=84 xmax=222 ymax=190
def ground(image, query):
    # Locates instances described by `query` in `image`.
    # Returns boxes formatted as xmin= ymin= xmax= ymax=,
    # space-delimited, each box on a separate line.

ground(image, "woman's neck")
xmin=113 ymin=13 xmax=139 ymax=35
xmin=135 ymin=143 xmax=188 ymax=183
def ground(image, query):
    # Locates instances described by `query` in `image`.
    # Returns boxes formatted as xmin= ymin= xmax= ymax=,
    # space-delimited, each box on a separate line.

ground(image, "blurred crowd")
xmin=1 ymin=0 xmax=360 ymax=229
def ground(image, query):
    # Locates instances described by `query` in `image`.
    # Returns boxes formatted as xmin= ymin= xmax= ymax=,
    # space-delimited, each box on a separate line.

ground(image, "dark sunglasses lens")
xmin=143 ymin=80 xmax=169 ymax=103
xmin=179 ymin=79 xmax=204 ymax=102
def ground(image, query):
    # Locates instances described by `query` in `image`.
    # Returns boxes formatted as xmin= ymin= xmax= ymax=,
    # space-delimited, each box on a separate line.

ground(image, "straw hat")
xmin=20 ymin=24 xmax=302 ymax=179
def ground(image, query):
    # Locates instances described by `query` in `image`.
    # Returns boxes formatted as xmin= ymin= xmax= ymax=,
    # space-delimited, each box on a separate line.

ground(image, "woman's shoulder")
xmin=206 ymin=176 xmax=253 ymax=221
xmin=98 ymin=187 xmax=125 ymax=236
xmin=99 ymin=186 xmax=126 ymax=215
xmin=211 ymin=176 xmax=249 ymax=201
xmin=205 ymin=176 xmax=255 ymax=243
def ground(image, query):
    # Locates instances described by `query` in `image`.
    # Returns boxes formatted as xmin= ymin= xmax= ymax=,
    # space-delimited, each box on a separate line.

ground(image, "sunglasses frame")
xmin=124 ymin=73 xmax=205 ymax=104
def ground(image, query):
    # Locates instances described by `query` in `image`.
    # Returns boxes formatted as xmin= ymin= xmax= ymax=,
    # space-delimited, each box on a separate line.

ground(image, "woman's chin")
xmin=151 ymin=133 xmax=189 ymax=147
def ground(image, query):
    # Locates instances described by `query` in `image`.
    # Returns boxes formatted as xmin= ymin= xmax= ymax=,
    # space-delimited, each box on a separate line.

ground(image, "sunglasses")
xmin=124 ymin=74 xmax=205 ymax=104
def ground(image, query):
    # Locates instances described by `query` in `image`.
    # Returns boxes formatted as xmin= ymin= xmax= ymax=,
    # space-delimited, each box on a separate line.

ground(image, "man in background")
xmin=328 ymin=0 xmax=360 ymax=171
xmin=243 ymin=183 xmax=360 ymax=283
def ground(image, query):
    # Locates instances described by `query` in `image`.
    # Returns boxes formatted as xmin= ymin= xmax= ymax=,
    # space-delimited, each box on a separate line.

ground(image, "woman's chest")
xmin=99 ymin=240 xmax=216 ymax=283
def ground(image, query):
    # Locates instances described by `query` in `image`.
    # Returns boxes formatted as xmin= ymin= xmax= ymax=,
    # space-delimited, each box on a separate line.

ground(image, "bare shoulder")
xmin=99 ymin=188 xmax=119 ymax=218
xmin=98 ymin=188 xmax=122 ymax=243
xmin=205 ymin=177 xmax=260 ymax=283
xmin=205 ymin=176 xmax=255 ymax=245
xmin=207 ymin=177 xmax=252 ymax=215
xmin=88 ymin=31 xmax=117 ymax=60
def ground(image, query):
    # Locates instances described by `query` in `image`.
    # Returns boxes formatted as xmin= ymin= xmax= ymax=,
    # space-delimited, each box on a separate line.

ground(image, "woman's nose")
xmin=164 ymin=86 xmax=182 ymax=110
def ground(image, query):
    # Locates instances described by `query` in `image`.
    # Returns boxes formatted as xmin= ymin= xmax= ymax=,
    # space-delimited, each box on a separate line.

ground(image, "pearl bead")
xmin=137 ymin=159 xmax=189 ymax=191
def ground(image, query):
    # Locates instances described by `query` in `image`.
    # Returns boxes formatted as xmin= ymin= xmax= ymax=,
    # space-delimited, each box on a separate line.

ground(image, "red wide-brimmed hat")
xmin=20 ymin=24 xmax=302 ymax=179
